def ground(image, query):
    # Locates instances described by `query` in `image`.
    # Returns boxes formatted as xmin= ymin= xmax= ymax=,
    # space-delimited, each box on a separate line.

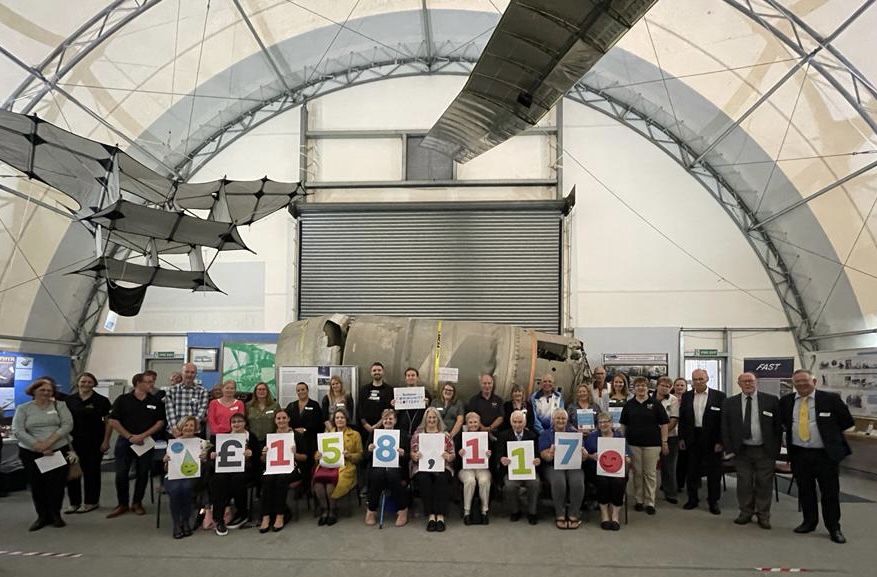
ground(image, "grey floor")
xmin=1 ymin=471 xmax=875 ymax=577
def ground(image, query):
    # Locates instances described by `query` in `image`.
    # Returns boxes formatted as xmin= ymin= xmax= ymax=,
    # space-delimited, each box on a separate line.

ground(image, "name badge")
xmin=336 ymin=403 xmax=345 ymax=407
xmin=305 ymin=406 xmax=314 ymax=410
xmin=710 ymin=406 xmax=721 ymax=412
xmin=147 ymin=404 xmax=157 ymax=410
xmin=819 ymin=412 xmax=831 ymax=417
xmin=266 ymin=410 xmax=274 ymax=414
xmin=762 ymin=411 xmax=773 ymax=417
xmin=646 ymin=404 xmax=654 ymax=409
xmin=47 ymin=410 xmax=57 ymax=415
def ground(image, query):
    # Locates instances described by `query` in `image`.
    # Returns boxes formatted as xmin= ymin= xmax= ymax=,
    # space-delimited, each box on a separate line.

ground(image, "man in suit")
xmin=779 ymin=369 xmax=855 ymax=544
xmin=722 ymin=372 xmax=781 ymax=529
xmin=495 ymin=410 xmax=541 ymax=525
xmin=678 ymin=369 xmax=726 ymax=514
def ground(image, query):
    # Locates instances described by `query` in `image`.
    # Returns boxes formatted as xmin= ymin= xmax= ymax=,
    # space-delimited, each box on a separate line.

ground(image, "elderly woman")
xmin=65 ymin=371 xmax=112 ymax=514
xmin=620 ymin=376 xmax=669 ymax=515
xmin=456 ymin=412 xmax=493 ymax=525
xmin=411 ymin=406 xmax=456 ymax=532
xmin=312 ymin=407 xmax=363 ymax=526
xmin=538 ymin=409 xmax=586 ymax=530
xmin=584 ymin=412 xmax=632 ymax=530
xmin=365 ymin=408 xmax=410 ymax=527
xmin=163 ymin=415 xmax=210 ymax=539
xmin=12 ymin=378 xmax=74 ymax=531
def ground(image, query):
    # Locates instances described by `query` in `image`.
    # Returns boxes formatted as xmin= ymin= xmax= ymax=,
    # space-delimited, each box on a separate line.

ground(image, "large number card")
xmin=318 ymin=432 xmax=345 ymax=469
xmin=418 ymin=433 xmax=445 ymax=472
xmin=264 ymin=433 xmax=296 ymax=475
xmin=214 ymin=433 xmax=247 ymax=473
xmin=597 ymin=436 xmax=626 ymax=478
xmin=506 ymin=441 xmax=536 ymax=480
xmin=372 ymin=429 xmax=400 ymax=468
xmin=461 ymin=431 xmax=489 ymax=469
xmin=167 ymin=438 xmax=203 ymax=480
xmin=554 ymin=432 xmax=583 ymax=470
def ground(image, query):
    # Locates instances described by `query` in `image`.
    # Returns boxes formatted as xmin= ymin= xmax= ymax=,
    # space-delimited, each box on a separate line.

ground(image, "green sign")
xmin=695 ymin=349 xmax=719 ymax=357
xmin=221 ymin=342 xmax=277 ymax=394
xmin=155 ymin=351 xmax=177 ymax=358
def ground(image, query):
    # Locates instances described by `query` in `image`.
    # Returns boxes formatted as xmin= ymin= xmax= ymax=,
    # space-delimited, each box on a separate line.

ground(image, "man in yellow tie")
xmin=779 ymin=369 xmax=855 ymax=544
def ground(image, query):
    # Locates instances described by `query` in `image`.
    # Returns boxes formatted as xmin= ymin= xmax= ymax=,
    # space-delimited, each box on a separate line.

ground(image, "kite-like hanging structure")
xmin=0 ymin=109 xmax=305 ymax=315
xmin=422 ymin=0 xmax=658 ymax=162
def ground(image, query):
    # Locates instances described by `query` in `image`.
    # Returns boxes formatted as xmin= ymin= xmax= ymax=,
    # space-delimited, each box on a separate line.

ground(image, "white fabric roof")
xmin=0 ymin=0 xmax=875 ymax=354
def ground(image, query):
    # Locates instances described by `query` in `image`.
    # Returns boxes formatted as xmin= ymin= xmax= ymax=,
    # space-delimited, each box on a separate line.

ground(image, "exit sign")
xmin=695 ymin=349 xmax=719 ymax=357
xmin=155 ymin=351 xmax=176 ymax=358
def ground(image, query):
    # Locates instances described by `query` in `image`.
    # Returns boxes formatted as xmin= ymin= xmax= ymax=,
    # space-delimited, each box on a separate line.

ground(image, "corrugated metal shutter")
xmin=297 ymin=208 xmax=561 ymax=331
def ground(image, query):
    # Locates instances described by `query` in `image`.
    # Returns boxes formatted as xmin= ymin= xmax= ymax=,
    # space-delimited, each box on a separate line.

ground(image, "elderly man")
xmin=722 ymin=372 xmax=781 ymax=529
xmin=163 ymin=363 xmax=209 ymax=437
xmin=679 ymin=369 xmax=726 ymax=515
xmin=531 ymin=373 xmax=565 ymax=434
xmin=496 ymin=409 xmax=541 ymax=524
xmin=779 ymin=369 xmax=854 ymax=544
xmin=466 ymin=374 xmax=504 ymax=435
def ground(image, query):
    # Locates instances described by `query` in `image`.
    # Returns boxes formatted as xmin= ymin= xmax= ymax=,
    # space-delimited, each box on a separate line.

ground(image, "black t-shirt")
xmin=66 ymin=392 xmax=112 ymax=447
xmin=466 ymin=393 xmax=504 ymax=429
xmin=109 ymin=392 xmax=166 ymax=435
xmin=619 ymin=395 xmax=669 ymax=447
xmin=358 ymin=383 xmax=394 ymax=427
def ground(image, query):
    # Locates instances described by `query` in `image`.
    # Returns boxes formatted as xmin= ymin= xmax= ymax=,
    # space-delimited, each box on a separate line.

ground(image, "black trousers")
xmin=113 ymin=439 xmax=152 ymax=507
xmin=367 ymin=467 xmax=409 ymax=511
xmin=20 ymin=446 xmax=69 ymax=521
xmin=594 ymin=475 xmax=627 ymax=507
xmin=260 ymin=473 xmax=291 ymax=517
xmin=67 ymin=442 xmax=103 ymax=506
xmin=686 ymin=428 xmax=721 ymax=505
xmin=415 ymin=471 xmax=450 ymax=516
xmin=792 ymin=448 xmax=841 ymax=531
xmin=210 ymin=471 xmax=251 ymax=518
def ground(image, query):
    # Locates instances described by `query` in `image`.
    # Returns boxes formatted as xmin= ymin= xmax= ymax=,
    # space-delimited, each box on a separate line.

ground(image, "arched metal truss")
xmin=7 ymin=0 xmax=877 ymax=365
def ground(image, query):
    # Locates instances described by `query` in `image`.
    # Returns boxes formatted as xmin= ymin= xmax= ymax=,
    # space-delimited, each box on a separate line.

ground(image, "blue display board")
xmin=0 ymin=350 xmax=71 ymax=417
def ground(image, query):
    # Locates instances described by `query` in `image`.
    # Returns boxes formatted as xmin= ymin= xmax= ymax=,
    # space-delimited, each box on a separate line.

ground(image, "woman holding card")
xmin=501 ymin=384 xmax=534 ymax=433
xmin=312 ymin=407 xmax=363 ymax=526
xmin=585 ymin=412 xmax=632 ymax=530
xmin=12 ymin=378 xmax=74 ymax=531
xmin=365 ymin=408 xmax=410 ymax=526
xmin=163 ymin=416 xmax=210 ymax=539
xmin=208 ymin=412 xmax=259 ymax=535
xmin=430 ymin=382 xmax=465 ymax=438
xmin=538 ymin=409 xmax=586 ymax=530
xmin=619 ymin=377 xmax=669 ymax=515
xmin=259 ymin=409 xmax=307 ymax=533
xmin=321 ymin=375 xmax=354 ymax=430
xmin=410 ymin=406 xmax=456 ymax=532
xmin=567 ymin=383 xmax=598 ymax=431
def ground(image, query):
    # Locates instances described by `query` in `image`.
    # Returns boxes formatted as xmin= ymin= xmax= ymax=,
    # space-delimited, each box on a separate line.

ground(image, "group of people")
xmin=10 ymin=360 xmax=855 ymax=543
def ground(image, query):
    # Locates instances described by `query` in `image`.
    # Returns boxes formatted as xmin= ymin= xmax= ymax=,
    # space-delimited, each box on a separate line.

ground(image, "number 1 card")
xmin=506 ymin=441 xmax=536 ymax=480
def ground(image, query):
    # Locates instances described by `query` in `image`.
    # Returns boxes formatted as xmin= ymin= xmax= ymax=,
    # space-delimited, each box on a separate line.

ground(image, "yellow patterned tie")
xmin=798 ymin=396 xmax=811 ymax=442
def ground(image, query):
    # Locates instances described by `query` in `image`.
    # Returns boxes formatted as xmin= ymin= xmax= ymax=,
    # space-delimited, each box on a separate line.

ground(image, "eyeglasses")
xmin=598 ymin=420 xmax=612 ymax=424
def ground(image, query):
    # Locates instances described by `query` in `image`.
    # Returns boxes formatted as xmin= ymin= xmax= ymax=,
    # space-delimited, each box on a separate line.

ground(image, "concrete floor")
xmin=1 ymin=471 xmax=875 ymax=577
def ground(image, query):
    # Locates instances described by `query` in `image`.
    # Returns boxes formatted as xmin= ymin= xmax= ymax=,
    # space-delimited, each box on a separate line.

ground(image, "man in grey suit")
xmin=722 ymin=372 xmax=782 ymax=529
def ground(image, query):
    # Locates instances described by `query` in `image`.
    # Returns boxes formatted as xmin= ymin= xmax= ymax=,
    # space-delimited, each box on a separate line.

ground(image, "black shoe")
xmin=181 ymin=522 xmax=193 ymax=537
xmin=634 ymin=502 xmax=645 ymax=512
xmin=709 ymin=504 xmax=721 ymax=515
xmin=326 ymin=514 xmax=337 ymax=526
xmin=610 ymin=521 xmax=621 ymax=531
xmin=272 ymin=524 xmax=284 ymax=532
xmin=215 ymin=521 xmax=228 ymax=536
xmin=318 ymin=515 xmax=327 ymax=526
xmin=510 ymin=512 xmax=521 ymax=522
xmin=51 ymin=515 xmax=66 ymax=528
xmin=527 ymin=514 xmax=538 ymax=525
xmin=463 ymin=514 xmax=471 ymax=526
xmin=481 ymin=513 xmax=489 ymax=525
xmin=227 ymin=515 xmax=247 ymax=529
xmin=173 ymin=525 xmax=184 ymax=539
xmin=645 ymin=506 xmax=656 ymax=515
xmin=829 ymin=529 xmax=846 ymax=544
xmin=426 ymin=520 xmax=437 ymax=532
xmin=600 ymin=521 xmax=612 ymax=530
xmin=259 ymin=525 xmax=271 ymax=534
xmin=665 ymin=497 xmax=678 ymax=505
xmin=28 ymin=518 xmax=48 ymax=532
xmin=794 ymin=522 xmax=817 ymax=534
xmin=683 ymin=500 xmax=699 ymax=510
xmin=734 ymin=514 xmax=752 ymax=525
xmin=436 ymin=520 xmax=446 ymax=532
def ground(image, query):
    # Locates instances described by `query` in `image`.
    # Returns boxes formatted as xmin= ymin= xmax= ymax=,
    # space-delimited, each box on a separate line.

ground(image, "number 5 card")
xmin=372 ymin=429 xmax=400 ymax=468
xmin=461 ymin=431 xmax=489 ymax=469
xmin=318 ymin=432 xmax=345 ymax=469
xmin=506 ymin=441 xmax=536 ymax=480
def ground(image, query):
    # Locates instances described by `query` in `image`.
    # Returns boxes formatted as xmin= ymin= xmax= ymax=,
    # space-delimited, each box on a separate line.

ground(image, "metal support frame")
xmin=566 ymin=84 xmax=815 ymax=360
xmin=231 ymin=0 xmax=292 ymax=94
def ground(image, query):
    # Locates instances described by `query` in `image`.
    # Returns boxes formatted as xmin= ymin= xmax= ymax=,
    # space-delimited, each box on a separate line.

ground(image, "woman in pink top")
xmin=207 ymin=380 xmax=245 ymax=436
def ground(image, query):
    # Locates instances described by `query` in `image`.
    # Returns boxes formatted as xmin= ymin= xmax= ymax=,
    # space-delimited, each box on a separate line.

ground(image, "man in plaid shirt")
xmin=164 ymin=363 xmax=209 ymax=436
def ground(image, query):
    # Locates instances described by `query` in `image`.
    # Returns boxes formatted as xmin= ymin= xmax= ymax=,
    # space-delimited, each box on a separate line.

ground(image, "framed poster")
xmin=221 ymin=342 xmax=277 ymax=394
xmin=187 ymin=347 xmax=219 ymax=372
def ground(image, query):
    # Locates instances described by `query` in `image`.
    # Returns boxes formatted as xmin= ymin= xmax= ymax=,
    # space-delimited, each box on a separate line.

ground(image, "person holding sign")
xmin=496 ymin=410 xmax=541 ymax=525
xmin=321 ymin=375 xmax=354 ymax=431
xmin=585 ymin=412 xmax=632 ymax=530
xmin=312 ymin=407 xmax=363 ymax=526
xmin=162 ymin=416 xmax=209 ymax=539
xmin=410 ymin=407 xmax=455 ymax=532
xmin=430 ymin=382 xmax=465 ymax=438
xmin=259 ymin=409 xmax=307 ymax=533
xmin=456 ymin=413 xmax=493 ymax=525
xmin=538 ymin=409 xmax=586 ymax=530
xmin=395 ymin=368 xmax=432 ymax=435
xmin=531 ymin=373 xmax=565 ymax=434
xmin=11 ymin=378 xmax=74 ymax=531
xmin=365 ymin=409 xmax=410 ymax=527
xmin=501 ymin=384 xmax=534 ymax=433
xmin=209 ymin=413 xmax=259 ymax=534
xmin=567 ymin=383 xmax=597 ymax=432
xmin=620 ymin=376 xmax=669 ymax=515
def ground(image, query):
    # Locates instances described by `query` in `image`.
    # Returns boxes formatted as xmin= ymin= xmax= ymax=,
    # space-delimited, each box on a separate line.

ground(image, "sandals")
xmin=568 ymin=518 xmax=582 ymax=530
xmin=556 ymin=518 xmax=569 ymax=530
